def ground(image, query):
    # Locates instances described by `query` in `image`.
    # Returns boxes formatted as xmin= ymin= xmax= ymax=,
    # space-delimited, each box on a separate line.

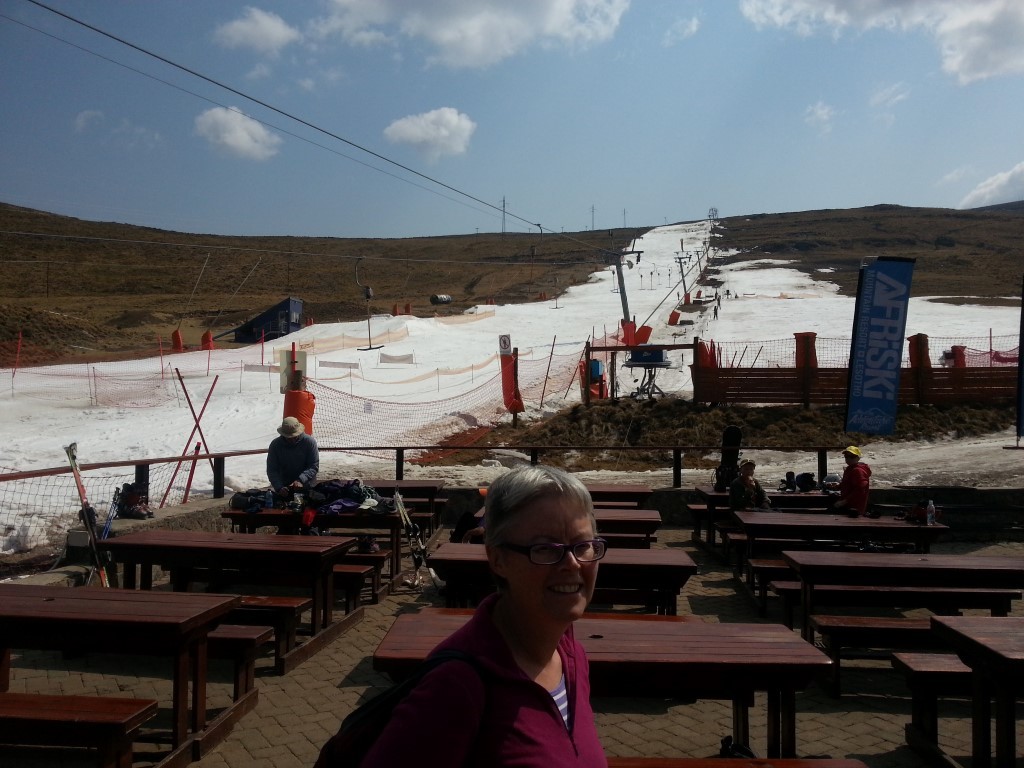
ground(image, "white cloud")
xmin=870 ymin=81 xmax=909 ymax=108
xmin=113 ymin=119 xmax=163 ymax=151
xmin=804 ymin=100 xmax=836 ymax=133
xmin=739 ymin=0 xmax=1024 ymax=84
xmin=959 ymin=161 xmax=1024 ymax=208
xmin=383 ymin=107 xmax=476 ymax=162
xmin=215 ymin=7 xmax=302 ymax=57
xmin=937 ymin=165 xmax=973 ymax=186
xmin=246 ymin=63 xmax=272 ymax=80
xmin=194 ymin=107 xmax=282 ymax=161
xmin=298 ymin=78 xmax=315 ymax=92
xmin=310 ymin=0 xmax=629 ymax=68
xmin=74 ymin=110 xmax=103 ymax=133
xmin=663 ymin=16 xmax=700 ymax=47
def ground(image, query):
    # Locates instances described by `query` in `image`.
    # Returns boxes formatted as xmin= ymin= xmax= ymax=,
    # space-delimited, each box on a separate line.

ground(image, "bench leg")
xmin=911 ymin=685 xmax=940 ymax=741
xmin=98 ymin=736 xmax=134 ymax=768
xmin=818 ymin=636 xmax=842 ymax=698
xmin=231 ymin=648 xmax=258 ymax=701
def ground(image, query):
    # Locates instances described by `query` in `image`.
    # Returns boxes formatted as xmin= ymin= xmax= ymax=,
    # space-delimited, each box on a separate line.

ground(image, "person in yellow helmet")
xmin=831 ymin=446 xmax=871 ymax=517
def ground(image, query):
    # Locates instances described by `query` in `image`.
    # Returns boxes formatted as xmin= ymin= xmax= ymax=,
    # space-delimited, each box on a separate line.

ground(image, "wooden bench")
xmin=208 ymin=624 xmax=274 ymax=702
xmin=225 ymin=595 xmax=314 ymax=674
xmin=808 ymin=615 xmax=939 ymax=697
xmin=891 ymin=651 xmax=972 ymax=757
xmin=607 ymin=759 xmax=869 ymax=767
xmin=717 ymin=526 xmax=745 ymax=568
xmin=686 ymin=502 xmax=713 ymax=544
xmin=600 ymin=532 xmax=656 ymax=549
xmin=337 ymin=549 xmax=392 ymax=603
xmin=746 ymin=557 xmax=793 ymax=616
xmin=772 ymin=582 xmax=1020 ymax=630
xmin=0 ymin=692 xmax=158 ymax=768
xmin=333 ymin=563 xmax=374 ymax=612
xmin=593 ymin=499 xmax=640 ymax=509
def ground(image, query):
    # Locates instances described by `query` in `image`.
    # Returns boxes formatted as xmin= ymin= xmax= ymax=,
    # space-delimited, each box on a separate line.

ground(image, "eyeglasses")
xmin=499 ymin=538 xmax=607 ymax=565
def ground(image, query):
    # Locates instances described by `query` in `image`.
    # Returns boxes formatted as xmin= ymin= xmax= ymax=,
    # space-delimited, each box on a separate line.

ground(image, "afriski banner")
xmin=1017 ymin=275 xmax=1023 ymax=443
xmin=845 ymin=256 xmax=916 ymax=435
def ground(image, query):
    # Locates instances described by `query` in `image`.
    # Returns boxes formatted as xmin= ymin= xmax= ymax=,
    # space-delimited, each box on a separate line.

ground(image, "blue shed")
xmin=219 ymin=297 xmax=304 ymax=343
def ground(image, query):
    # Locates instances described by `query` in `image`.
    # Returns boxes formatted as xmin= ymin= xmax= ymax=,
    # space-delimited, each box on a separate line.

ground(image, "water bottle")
xmin=264 ymin=491 xmax=274 ymax=509
xmin=926 ymin=499 xmax=936 ymax=525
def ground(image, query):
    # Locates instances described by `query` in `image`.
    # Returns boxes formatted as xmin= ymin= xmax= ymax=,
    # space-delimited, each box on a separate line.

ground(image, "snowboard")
xmin=713 ymin=425 xmax=743 ymax=492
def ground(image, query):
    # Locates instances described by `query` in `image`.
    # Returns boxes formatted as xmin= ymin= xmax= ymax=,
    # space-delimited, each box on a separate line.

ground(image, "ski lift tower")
xmin=608 ymin=249 xmax=643 ymax=325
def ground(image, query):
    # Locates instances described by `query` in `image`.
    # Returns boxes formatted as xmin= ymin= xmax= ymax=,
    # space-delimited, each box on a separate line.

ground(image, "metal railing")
xmin=2 ymin=443 xmax=845 ymax=494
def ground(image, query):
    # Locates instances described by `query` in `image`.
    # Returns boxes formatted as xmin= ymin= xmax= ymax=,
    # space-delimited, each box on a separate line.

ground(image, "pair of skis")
xmin=393 ymin=490 xmax=439 ymax=589
xmin=64 ymin=443 xmax=115 ymax=587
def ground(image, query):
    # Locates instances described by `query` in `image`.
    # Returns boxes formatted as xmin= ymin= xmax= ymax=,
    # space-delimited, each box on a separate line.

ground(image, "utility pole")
xmin=501 ymin=197 xmax=506 ymax=236
xmin=591 ymin=205 xmax=595 ymax=231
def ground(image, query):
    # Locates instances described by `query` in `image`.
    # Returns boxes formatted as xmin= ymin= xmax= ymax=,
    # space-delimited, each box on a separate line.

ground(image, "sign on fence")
xmin=845 ymin=256 xmax=915 ymax=435
xmin=1017 ymin=276 xmax=1023 ymax=441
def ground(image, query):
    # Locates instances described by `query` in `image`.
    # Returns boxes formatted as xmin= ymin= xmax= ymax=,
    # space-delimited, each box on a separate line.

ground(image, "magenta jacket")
xmin=361 ymin=592 xmax=607 ymax=767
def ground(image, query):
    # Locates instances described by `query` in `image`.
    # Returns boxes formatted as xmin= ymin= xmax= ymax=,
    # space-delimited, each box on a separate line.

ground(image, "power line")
xmin=24 ymin=0 xmax=542 ymax=231
xmin=0 ymin=11 xmax=498 ymax=224
xmin=16 ymin=0 xmax=627 ymax=259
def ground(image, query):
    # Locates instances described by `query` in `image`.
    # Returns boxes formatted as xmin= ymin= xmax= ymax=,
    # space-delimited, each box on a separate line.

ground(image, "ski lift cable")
xmin=178 ymin=253 xmax=210 ymax=330
xmin=207 ymin=258 xmax=262 ymax=331
xmin=638 ymin=275 xmax=688 ymax=330
xmin=19 ymin=2 xmax=624 ymax=261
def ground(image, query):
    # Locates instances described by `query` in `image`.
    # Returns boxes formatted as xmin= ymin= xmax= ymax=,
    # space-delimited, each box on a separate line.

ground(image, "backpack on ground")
xmin=313 ymin=649 xmax=481 ymax=768
xmin=713 ymin=464 xmax=739 ymax=493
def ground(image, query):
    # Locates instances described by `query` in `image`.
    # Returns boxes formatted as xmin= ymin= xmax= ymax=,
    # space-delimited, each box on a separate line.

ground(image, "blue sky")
xmin=2 ymin=0 xmax=1024 ymax=238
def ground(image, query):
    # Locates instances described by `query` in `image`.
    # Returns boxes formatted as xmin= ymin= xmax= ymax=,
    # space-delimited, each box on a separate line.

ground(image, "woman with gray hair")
xmin=360 ymin=464 xmax=608 ymax=767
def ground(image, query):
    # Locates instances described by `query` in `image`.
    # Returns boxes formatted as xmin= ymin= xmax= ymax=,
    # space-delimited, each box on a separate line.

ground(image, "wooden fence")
xmin=691 ymin=366 xmax=1018 ymax=406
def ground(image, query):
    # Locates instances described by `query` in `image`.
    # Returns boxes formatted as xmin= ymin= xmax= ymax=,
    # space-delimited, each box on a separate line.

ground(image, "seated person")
xmin=830 ymin=445 xmax=872 ymax=517
xmin=729 ymin=459 xmax=771 ymax=511
xmin=449 ymin=487 xmax=488 ymax=543
xmin=267 ymin=416 xmax=319 ymax=499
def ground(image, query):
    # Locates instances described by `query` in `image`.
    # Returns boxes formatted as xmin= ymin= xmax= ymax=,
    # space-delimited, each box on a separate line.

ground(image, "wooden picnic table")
xmin=222 ymin=508 xmax=405 ymax=585
xmin=584 ymin=483 xmax=653 ymax=506
xmin=427 ymin=542 xmax=697 ymax=615
xmin=783 ymin=551 xmax=1024 ymax=641
xmin=931 ymin=616 xmax=1024 ymax=768
xmin=0 ymin=584 xmax=239 ymax=754
xmin=99 ymin=530 xmax=359 ymax=635
xmin=733 ymin=511 xmax=947 ymax=554
xmin=692 ymin=485 xmax=829 ymax=548
xmin=373 ymin=608 xmax=831 ymax=758
xmin=593 ymin=508 xmax=662 ymax=540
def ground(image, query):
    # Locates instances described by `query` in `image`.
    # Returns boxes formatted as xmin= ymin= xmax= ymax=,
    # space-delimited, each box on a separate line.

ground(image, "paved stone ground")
xmin=6 ymin=528 xmax=1024 ymax=767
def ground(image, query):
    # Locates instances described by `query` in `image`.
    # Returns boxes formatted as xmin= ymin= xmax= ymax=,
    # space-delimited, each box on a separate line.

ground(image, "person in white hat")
xmin=267 ymin=416 xmax=319 ymax=498
xmin=832 ymin=445 xmax=871 ymax=517
xmin=728 ymin=458 xmax=771 ymax=511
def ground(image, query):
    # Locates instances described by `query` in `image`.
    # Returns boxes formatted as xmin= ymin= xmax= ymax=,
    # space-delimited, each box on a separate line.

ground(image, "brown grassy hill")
xmin=2 ymin=201 xmax=1020 ymax=364
xmin=1 ymin=200 xmax=1019 ymax=468
xmin=713 ymin=204 xmax=1022 ymax=305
